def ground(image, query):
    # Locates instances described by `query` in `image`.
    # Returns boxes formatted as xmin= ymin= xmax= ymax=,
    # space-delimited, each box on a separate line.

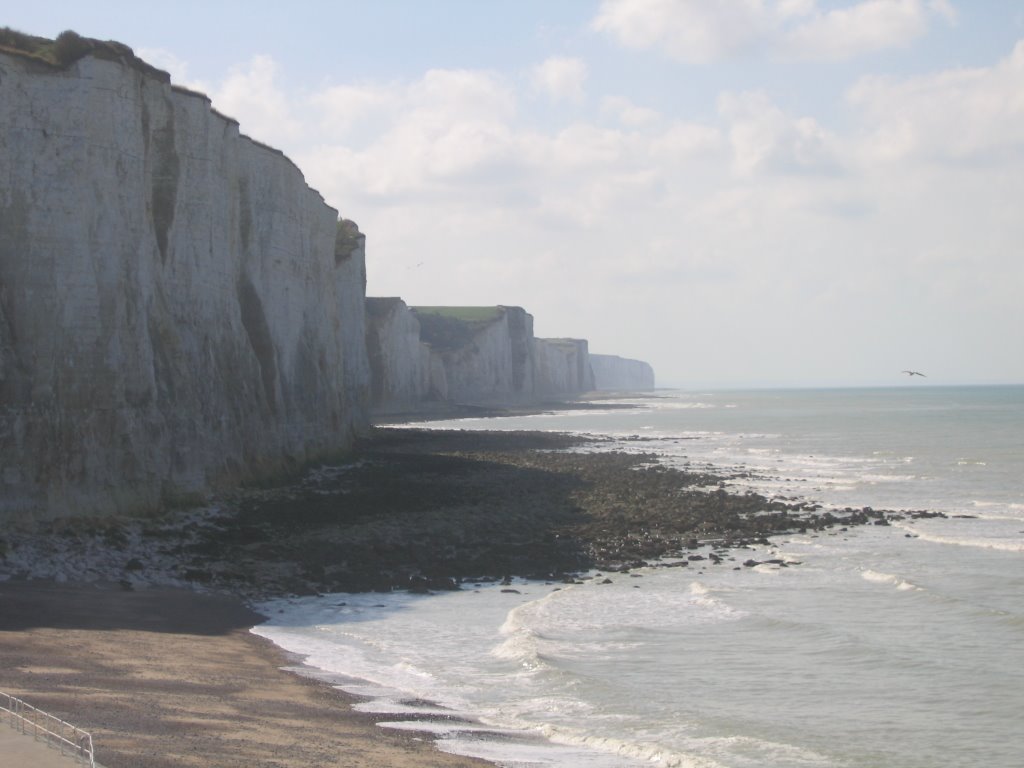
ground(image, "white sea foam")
xmin=530 ymin=722 xmax=834 ymax=768
xmin=353 ymin=700 xmax=452 ymax=715
xmin=435 ymin=731 xmax=660 ymax=768
xmin=489 ymin=627 xmax=547 ymax=668
xmin=861 ymin=569 xmax=921 ymax=591
xmin=892 ymin=522 xmax=1024 ymax=552
xmin=968 ymin=501 xmax=1024 ymax=520
xmin=536 ymin=724 xmax=728 ymax=768
xmin=648 ymin=401 xmax=720 ymax=410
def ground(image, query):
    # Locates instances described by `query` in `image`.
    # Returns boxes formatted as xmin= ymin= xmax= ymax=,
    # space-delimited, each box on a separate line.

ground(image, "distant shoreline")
xmin=369 ymin=391 xmax=663 ymax=425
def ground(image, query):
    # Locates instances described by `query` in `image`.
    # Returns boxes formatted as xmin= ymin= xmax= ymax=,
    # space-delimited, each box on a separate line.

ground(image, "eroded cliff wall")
xmin=413 ymin=306 xmax=537 ymax=405
xmin=0 ymin=50 xmax=370 ymax=521
xmin=590 ymin=354 xmax=656 ymax=391
xmin=365 ymin=297 xmax=445 ymax=411
xmin=534 ymin=338 xmax=594 ymax=396
xmin=367 ymin=305 xmax=605 ymax=408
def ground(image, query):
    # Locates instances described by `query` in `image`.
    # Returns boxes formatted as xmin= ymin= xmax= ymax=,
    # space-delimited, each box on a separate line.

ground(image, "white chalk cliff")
xmin=534 ymin=338 xmax=594 ymax=396
xmin=365 ymin=303 xmax=614 ymax=410
xmin=415 ymin=306 xmax=537 ymax=405
xmin=365 ymin=298 xmax=446 ymax=410
xmin=590 ymin=354 xmax=656 ymax=391
xmin=0 ymin=49 xmax=370 ymax=521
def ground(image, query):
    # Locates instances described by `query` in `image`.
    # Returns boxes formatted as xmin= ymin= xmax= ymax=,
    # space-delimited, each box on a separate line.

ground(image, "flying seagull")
xmin=902 ymin=370 xmax=926 ymax=377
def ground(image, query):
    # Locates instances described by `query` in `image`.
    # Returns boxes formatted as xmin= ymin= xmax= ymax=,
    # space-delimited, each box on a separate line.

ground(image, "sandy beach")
xmin=0 ymin=581 xmax=490 ymax=768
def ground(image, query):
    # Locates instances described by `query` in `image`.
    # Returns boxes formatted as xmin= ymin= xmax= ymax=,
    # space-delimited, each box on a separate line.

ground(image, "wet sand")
xmin=0 ymin=581 xmax=490 ymax=768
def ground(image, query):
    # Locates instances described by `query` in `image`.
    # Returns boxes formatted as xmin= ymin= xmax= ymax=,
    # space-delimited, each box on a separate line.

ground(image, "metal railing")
xmin=1 ymin=692 xmax=96 ymax=767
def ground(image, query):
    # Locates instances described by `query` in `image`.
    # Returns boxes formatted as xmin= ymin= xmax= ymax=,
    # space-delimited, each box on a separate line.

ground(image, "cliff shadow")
xmin=198 ymin=427 xmax=601 ymax=593
xmin=0 ymin=581 xmax=262 ymax=634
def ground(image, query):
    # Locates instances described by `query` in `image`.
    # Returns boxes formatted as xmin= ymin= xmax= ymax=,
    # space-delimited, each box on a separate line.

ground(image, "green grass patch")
xmin=335 ymin=218 xmax=362 ymax=262
xmin=0 ymin=27 xmax=170 ymax=80
xmin=412 ymin=306 xmax=502 ymax=323
xmin=411 ymin=306 xmax=504 ymax=351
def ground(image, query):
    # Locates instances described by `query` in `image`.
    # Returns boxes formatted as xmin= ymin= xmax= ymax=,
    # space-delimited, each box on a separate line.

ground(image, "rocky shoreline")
xmin=0 ymin=427 xmax=947 ymax=598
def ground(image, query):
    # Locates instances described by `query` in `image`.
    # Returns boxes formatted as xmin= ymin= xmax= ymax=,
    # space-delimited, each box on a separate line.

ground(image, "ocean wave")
xmin=967 ymin=501 xmax=1024 ymax=520
xmin=649 ymin=401 xmax=720 ymax=410
xmin=858 ymin=473 xmax=917 ymax=483
xmin=489 ymin=627 xmax=550 ymax=669
xmin=891 ymin=522 xmax=1024 ymax=552
xmin=861 ymin=569 xmax=922 ymax=591
xmin=538 ymin=726 xmax=725 ymax=768
xmin=531 ymin=721 xmax=833 ymax=768
xmin=492 ymin=590 xmax=566 ymax=667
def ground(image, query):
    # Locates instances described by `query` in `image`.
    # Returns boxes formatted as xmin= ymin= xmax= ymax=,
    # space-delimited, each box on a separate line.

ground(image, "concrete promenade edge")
xmin=0 ymin=720 xmax=94 ymax=767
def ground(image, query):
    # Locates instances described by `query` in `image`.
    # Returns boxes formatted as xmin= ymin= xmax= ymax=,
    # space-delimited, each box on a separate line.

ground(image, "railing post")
xmin=1 ymin=691 xmax=96 ymax=767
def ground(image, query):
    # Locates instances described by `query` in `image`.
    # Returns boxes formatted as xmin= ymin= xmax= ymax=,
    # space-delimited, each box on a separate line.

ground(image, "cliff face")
xmin=365 ymin=298 xmax=445 ymax=410
xmin=534 ymin=338 xmax=594 ymax=396
xmin=415 ymin=306 xmax=538 ymax=405
xmin=0 ymin=51 xmax=369 ymax=521
xmin=366 ymin=304 xmax=615 ymax=410
xmin=590 ymin=354 xmax=656 ymax=391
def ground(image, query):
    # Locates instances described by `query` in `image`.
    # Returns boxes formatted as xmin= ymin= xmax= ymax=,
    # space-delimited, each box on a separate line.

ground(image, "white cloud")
xmin=410 ymin=69 xmax=517 ymax=121
xmin=649 ymin=121 xmax=723 ymax=160
xmin=136 ymin=47 xmax=195 ymax=84
xmin=784 ymin=0 xmax=931 ymax=59
xmin=848 ymin=40 xmax=1024 ymax=163
xmin=593 ymin=0 xmax=956 ymax=62
xmin=602 ymin=96 xmax=661 ymax=126
xmin=927 ymin=0 xmax=957 ymax=26
xmin=719 ymin=91 xmax=838 ymax=175
xmin=592 ymin=0 xmax=773 ymax=63
xmin=777 ymin=0 xmax=817 ymax=19
xmin=310 ymin=83 xmax=398 ymax=137
xmin=209 ymin=56 xmax=302 ymax=144
xmin=532 ymin=57 xmax=588 ymax=103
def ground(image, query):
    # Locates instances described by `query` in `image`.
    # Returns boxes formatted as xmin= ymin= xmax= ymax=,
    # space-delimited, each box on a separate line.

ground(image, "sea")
xmin=253 ymin=385 xmax=1024 ymax=768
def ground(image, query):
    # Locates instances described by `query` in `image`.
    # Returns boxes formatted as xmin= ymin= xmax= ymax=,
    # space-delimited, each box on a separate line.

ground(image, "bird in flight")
xmin=902 ymin=370 xmax=926 ymax=377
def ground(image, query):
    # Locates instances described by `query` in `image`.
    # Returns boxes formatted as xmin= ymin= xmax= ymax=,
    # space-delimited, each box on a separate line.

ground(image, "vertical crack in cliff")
xmin=146 ymin=290 xmax=183 ymax=405
xmin=237 ymin=273 xmax=278 ymax=415
xmin=0 ymin=287 xmax=18 ymax=390
xmin=237 ymin=178 xmax=252 ymax=255
xmin=0 ymin=190 xmax=30 ymax=394
xmin=506 ymin=308 xmax=531 ymax=393
xmin=149 ymin=101 xmax=179 ymax=265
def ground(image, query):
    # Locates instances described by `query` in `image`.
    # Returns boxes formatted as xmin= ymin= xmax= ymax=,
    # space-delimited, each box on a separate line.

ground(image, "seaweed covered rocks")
xmin=1 ymin=428 xmax=912 ymax=596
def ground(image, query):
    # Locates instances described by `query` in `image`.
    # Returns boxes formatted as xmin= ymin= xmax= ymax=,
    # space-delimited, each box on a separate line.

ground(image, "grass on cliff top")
xmin=411 ymin=306 xmax=504 ymax=352
xmin=411 ymin=306 xmax=503 ymax=323
xmin=0 ymin=27 xmax=169 ymax=79
xmin=334 ymin=218 xmax=362 ymax=262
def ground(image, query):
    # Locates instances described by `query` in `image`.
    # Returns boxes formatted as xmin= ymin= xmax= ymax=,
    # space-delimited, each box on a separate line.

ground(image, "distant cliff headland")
xmin=0 ymin=30 xmax=654 ymax=522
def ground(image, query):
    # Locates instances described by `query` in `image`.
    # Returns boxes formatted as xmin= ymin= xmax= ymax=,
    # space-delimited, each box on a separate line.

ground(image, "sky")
xmin=6 ymin=1 xmax=1024 ymax=388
